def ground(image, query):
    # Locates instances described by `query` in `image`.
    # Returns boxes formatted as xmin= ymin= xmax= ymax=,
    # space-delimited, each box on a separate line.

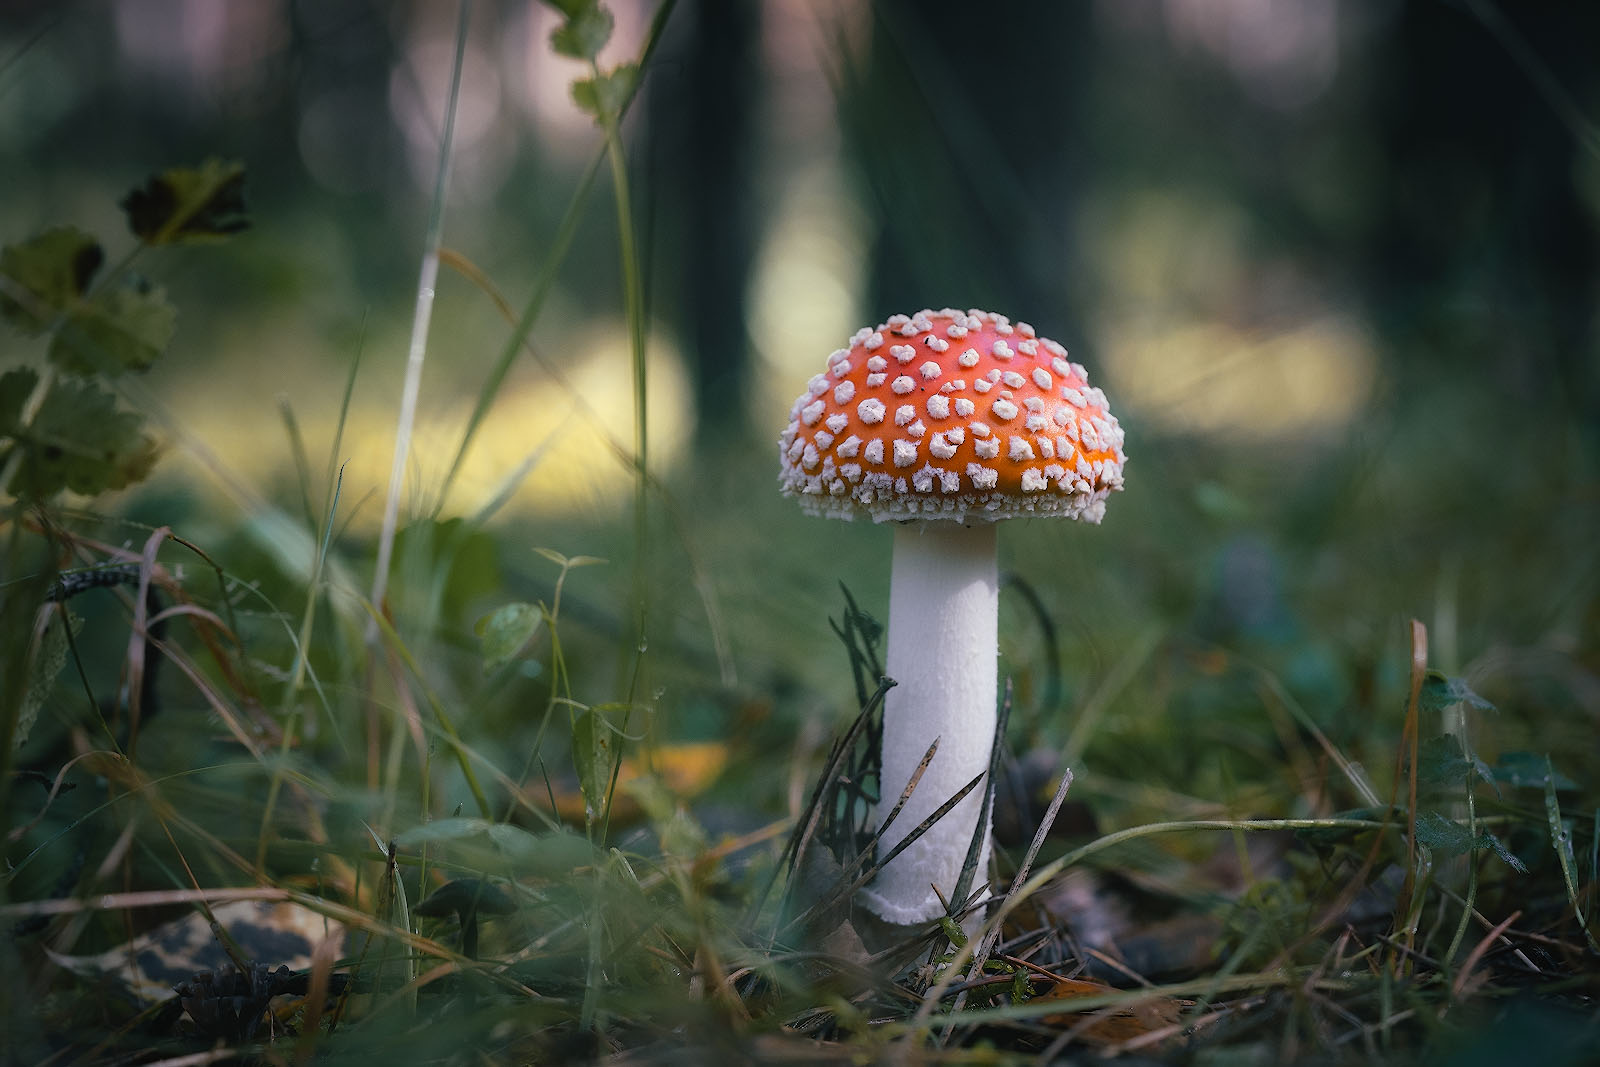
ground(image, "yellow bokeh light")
xmin=1099 ymin=315 xmax=1377 ymax=438
xmin=162 ymin=320 xmax=691 ymax=527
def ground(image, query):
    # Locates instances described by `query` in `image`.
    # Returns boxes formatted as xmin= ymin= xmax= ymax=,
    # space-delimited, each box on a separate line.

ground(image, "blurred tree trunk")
xmin=646 ymin=0 xmax=762 ymax=448
xmin=847 ymin=0 xmax=1092 ymax=343
xmin=1362 ymin=1 xmax=1599 ymax=432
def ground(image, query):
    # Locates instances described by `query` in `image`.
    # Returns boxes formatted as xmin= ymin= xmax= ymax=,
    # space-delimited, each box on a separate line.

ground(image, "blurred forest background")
xmin=4 ymin=0 xmax=1600 ymax=1058
xmin=6 ymin=0 xmax=1597 ymax=732
xmin=3 ymin=0 xmax=1600 ymax=857
xmin=4 ymin=0 xmax=1598 ymax=826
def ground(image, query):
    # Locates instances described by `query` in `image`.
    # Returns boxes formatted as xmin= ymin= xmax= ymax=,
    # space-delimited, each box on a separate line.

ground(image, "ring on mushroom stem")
xmin=778 ymin=308 xmax=1125 ymax=926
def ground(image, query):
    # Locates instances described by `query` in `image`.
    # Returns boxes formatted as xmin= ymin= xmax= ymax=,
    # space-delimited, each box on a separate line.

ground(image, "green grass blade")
xmin=1545 ymin=756 xmax=1600 ymax=952
xmin=367 ymin=0 xmax=472 ymax=642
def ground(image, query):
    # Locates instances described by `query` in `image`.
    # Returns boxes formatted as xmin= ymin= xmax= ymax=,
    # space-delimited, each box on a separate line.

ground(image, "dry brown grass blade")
xmin=6 ymin=748 xmax=108 ymax=844
xmin=292 ymin=936 xmax=340 ymax=1061
xmin=1451 ymin=909 xmax=1520 ymax=999
xmin=1393 ymin=619 xmax=1428 ymax=970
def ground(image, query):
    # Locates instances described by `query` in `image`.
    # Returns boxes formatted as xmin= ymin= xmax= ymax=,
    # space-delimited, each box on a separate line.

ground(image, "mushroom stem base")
xmin=859 ymin=521 xmax=998 ymax=926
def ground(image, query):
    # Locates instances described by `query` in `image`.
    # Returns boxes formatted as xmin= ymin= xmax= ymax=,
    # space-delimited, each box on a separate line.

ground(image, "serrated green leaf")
xmin=48 ymin=278 xmax=175 ymax=376
xmin=0 ymin=227 xmax=103 ymax=334
xmin=571 ymin=64 xmax=637 ymax=122
xmin=1414 ymin=810 xmax=1526 ymax=871
xmin=1418 ymin=670 xmax=1495 ymax=716
xmin=1413 ymin=810 xmax=1474 ymax=855
xmin=0 ymin=367 xmax=37 ymax=436
xmin=1416 ymin=735 xmax=1471 ymax=788
xmin=550 ymin=4 xmax=613 ymax=60
xmin=121 ymin=159 xmax=249 ymax=245
xmin=1415 ymin=734 xmax=1498 ymax=797
xmin=7 ymin=378 xmax=157 ymax=499
xmin=476 ymin=602 xmax=544 ymax=672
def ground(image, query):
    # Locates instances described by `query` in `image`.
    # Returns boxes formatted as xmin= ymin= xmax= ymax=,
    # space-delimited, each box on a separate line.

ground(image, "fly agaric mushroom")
xmin=779 ymin=308 xmax=1125 ymax=925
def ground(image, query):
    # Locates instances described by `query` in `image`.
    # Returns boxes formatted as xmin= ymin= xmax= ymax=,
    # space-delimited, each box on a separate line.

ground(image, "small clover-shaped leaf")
xmin=121 ymin=159 xmax=249 ymax=245
xmin=550 ymin=3 xmax=614 ymax=61
xmin=0 ymin=228 xmax=104 ymax=335
xmin=7 ymin=378 xmax=157 ymax=499
xmin=571 ymin=63 xmax=637 ymax=122
xmin=49 ymin=277 xmax=175 ymax=377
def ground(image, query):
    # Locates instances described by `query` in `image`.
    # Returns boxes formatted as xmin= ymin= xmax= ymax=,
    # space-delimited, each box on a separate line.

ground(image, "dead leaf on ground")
xmin=539 ymin=740 xmax=730 ymax=825
xmin=44 ymin=899 xmax=345 ymax=1003
xmin=1028 ymin=976 xmax=1188 ymax=1049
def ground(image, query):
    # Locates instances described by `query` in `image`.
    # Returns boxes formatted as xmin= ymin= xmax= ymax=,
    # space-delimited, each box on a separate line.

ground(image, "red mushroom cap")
xmin=779 ymin=308 xmax=1126 ymax=522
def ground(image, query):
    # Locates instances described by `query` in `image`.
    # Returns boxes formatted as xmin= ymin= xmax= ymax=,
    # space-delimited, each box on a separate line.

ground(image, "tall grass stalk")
xmin=367 ymin=0 xmax=472 ymax=646
xmin=593 ymin=61 xmax=651 ymax=698
xmin=433 ymin=2 xmax=677 ymax=514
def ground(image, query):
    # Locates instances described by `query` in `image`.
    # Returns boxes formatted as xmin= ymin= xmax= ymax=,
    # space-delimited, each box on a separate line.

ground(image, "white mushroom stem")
xmin=858 ymin=520 xmax=998 ymax=925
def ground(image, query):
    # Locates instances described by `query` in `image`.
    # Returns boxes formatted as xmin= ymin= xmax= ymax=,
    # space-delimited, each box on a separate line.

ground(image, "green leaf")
xmin=550 ymin=4 xmax=614 ymax=61
xmin=393 ymin=817 xmax=594 ymax=876
xmin=0 ymin=227 xmax=103 ymax=334
xmin=7 ymin=378 xmax=157 ymax=499
xmin=391 ymin=516 xmax=503 ymax=622
xmin=392 ymin=817 xmax=494 ymax=848
xmin=1418 ymin=671 xmax=1495 ymax=716
xmin=541 ymin=0 xmax=592 ymax=17
xmin=1415 ymin=734 xmax=1497 ymax=796
xmin=622 ymin=775 xmax=706 ymax=859
xmin=48 ymin=277 xmax=175 ymax=376
xmin=0 ymin=367 xmax=37 ymax=435
xmin=17 ymin=609 xmax=81 ymax=752
xmin=572 ymin=709 xmax=616 ymax=829
xmin=1492 ymin=751 xmax=1578 ymax=791
xmin=1544 ymin=757 xmax=1600 ymax=952
xmin=1416 ymin=735 xmax=1470 ymax=788
xmin=1414 ymin=810 xmax=1527 ymax=872
xmin=485 ymin=824 xmax=594 ymax=875
xmin=571 ymin=63 xmax=637 ymax=122
xmin=476 ymin=602 xmax=544 ymax=672
xmin=121 ymin=159 xmax=249 ymax=245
